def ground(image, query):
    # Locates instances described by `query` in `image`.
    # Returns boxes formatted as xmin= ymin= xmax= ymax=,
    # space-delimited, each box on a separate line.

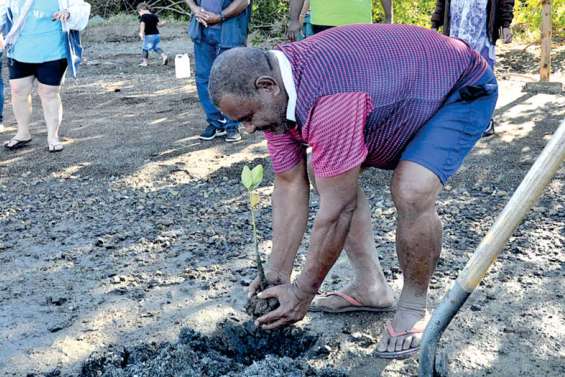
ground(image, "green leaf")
xmin=251 ymin=165 xmax=264 ymax=188
xmin=241 ymin=166 xmax=253 ymax=190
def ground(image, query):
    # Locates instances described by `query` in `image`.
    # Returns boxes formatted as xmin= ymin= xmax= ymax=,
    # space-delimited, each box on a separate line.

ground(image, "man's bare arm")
xmin=287 ymin=0 xmax=306 ymax=41
xmin=294 ymin=166 xmax=360 ymax=293
xmin=248 ymin=160 xmax=310 ymax=295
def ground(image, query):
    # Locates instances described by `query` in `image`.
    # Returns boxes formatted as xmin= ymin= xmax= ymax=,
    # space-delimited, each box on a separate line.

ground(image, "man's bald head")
xmin=209 ymin=47 xmax=275 ymax=106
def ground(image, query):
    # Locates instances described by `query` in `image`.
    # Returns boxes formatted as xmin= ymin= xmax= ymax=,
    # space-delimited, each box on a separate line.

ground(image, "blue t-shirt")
xmin=9 ymin=0 xmax=67 ymax=63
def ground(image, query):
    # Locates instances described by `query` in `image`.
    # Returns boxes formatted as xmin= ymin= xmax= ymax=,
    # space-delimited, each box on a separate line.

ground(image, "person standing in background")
xmin=431 ymin=0 xmax=514 ymax=136
xmin=185 ymin=0 xmax=251 ymax=142
xmin=0 ymin=32 xmax=5 ymax=130
xmin=1 ymin=0 xmax=90 ymax=153
xmin=288 ymin=0 xmax=393 ymax=41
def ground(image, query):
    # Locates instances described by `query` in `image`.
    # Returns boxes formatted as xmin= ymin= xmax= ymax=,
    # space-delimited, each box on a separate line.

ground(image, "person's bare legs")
xmin=312 ymin=188 xmax=394 ymax=309
xmin=380 ymin=0 xmax=393 ymax=23
xmin=308 ymin=159 xmax=394 ymax=310
xmin=37 ymin=82 xmax=63 ymax=150
xmin=377 ymin=161 xmax=442 ymax=354
xmin=7 ymin=76 xmax=34 ymax=143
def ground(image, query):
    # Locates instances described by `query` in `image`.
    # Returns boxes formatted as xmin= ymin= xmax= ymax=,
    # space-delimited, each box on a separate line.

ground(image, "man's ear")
xmin=255 ymin=76 xmax=281 ymax=95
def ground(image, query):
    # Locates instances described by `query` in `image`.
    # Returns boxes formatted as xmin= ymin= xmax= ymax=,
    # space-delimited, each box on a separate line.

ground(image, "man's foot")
xmin=161 ymin=54 xmax=169 ymax=65
xmin=139 ymin=61 xmax=148 ymax=67
xmin=4 ymin=137 xmax=32 ymax=150
xmin=482 ymin=119 xmax=495 ymax=137
xmin=375 ymin=308 xmax=430 ymax=359
xmin=225 ymin=128 xmax=241 ymax=142
xmin=199 ymin=125 xmax=226 ymax=141
xmin=310 ymin=283 xmax=394 ymax=313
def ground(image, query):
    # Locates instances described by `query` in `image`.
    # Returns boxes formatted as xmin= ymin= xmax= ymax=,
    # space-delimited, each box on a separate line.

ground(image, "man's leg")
xmin=9 ymin=76 xmax=35 ymax=142
xmin=376 ymin=161 xmax=442 ymax=354
xmin=313 ymin=187 xmax=394 ymax=309
xmin=194 ymin=29 xmax=226 ymax=139
xmin=37 ymin=82 xmax=63 ymax=150
xmin=380 ymin=0 xmax=393 ymax=23
xmin=308 ymin=160 xmax=393 ymax=310
xmin=217 ymin=46 xmax=241 ymax=142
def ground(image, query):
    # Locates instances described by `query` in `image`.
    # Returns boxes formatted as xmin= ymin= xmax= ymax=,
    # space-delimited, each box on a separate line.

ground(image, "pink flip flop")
xmin=309 ymin=291 xmax=395 ymax=313
xmin=374 ymin=318 xmax=428 ymax=359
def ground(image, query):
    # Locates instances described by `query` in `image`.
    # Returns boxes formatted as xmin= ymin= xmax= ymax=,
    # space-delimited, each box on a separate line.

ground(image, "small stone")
xmin=470 ymin=304 xmax=481 ymax=312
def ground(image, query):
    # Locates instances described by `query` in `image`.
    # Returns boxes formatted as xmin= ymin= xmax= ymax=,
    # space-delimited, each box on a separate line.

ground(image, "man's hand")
xmin=52 ymin=9 xmax=70 ymax=22
xmin=248 ymin=269 xmax=290 ymax=298
xmin=139 ymin=33 xmax=144 ymax=41
xmin=287 ymin=20 xmax=302 ymax=42
xmin=255 ymin=281 xmax=315 ymax=330
xmin=502 ymin=27 xmax=512 ymax=44
xmin=198 ymin=10 xmax=222 ymax=26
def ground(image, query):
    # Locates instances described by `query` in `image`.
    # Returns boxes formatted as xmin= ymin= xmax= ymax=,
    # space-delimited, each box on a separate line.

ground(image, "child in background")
xmin=137 ymin=3 xmax=168 ymax=67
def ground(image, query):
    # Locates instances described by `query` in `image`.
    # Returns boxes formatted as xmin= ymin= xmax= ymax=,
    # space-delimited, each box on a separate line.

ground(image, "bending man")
xmin=209 ymin=25 xmax=497 ymax=359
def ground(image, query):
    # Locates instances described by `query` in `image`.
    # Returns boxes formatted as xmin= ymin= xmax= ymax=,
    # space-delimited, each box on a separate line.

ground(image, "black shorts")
xmin=8 ymin=58 xmax=68 ymax=86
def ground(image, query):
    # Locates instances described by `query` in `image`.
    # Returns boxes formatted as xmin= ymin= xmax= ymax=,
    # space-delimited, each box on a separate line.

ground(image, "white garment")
xmin=0 ymin=0 xmax=90 ymax=49
xmin=449 ymin=0 xmax=495 ymax=61
xmin=270 ymin=50 xmax=297 ymax=122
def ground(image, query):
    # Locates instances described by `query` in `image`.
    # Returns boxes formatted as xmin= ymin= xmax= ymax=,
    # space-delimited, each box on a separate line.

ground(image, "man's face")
xmin=218 ymin=83 xmax=288 ymax=134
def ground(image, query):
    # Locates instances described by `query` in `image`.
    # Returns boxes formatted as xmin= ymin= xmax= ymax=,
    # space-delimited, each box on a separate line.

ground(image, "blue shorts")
xmin=400 ymin=68 xmax=498 ymax=184
xmin=142 ymin=34 xmax=161 ymax=52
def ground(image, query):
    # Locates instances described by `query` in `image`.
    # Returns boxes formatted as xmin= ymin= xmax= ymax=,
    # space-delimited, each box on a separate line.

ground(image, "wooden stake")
xmin=540 ymin=0 xmax=552 ymax=81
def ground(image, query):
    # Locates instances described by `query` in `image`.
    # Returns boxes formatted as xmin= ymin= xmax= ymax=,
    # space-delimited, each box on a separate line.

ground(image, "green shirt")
xmin=310 ymin=0 xmax=372 ymax=26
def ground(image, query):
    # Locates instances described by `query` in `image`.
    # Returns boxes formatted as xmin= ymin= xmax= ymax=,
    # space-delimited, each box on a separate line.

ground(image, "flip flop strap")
xmin=386 ymin=321 xmax=426 ymax=338
xmin=320 ymin=291 xmax=363 ymax=307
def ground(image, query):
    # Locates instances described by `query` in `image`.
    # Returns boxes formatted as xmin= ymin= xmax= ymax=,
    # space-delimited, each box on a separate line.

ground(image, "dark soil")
xmin=244 ymin=284 xmax=280 ymax=318
xmin=79 ymin=319 xmax=344 ymax=377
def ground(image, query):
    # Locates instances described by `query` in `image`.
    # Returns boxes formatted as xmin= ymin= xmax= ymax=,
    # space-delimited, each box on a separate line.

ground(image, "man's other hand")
xmin=287 ymin=20 xmax=302 ymax=42
xmin=248 ymin=270 xmax=290 ymax=298
xmin=255 ymin=282 xmax=315 ymax=330
xmin=502 ymin=27 xmax=512 ymax=44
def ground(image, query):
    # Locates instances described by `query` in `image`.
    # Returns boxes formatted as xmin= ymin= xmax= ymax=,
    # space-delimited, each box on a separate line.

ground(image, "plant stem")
xmin=250 ymin=192 xmax=267 ymax=291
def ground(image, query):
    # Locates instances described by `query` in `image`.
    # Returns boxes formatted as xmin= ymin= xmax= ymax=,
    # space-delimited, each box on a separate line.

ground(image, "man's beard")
xmin=268 ymin=102 xmax=293 ymax=134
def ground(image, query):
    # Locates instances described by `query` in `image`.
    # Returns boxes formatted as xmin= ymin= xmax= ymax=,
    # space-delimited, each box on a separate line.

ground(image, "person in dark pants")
xmin=431 ymin=0 xmax=514 ymax=136
xmin=185 ymin=0 xmax=251 ymax=142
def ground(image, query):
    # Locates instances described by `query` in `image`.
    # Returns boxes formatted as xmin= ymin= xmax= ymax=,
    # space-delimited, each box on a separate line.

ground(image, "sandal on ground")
xmin=4 ymin=138 xmax=32 ymax=150
xmin=47 ymin=143 xmax=64 ymax=153
xmin=374 ymin=318 xmax=429 ymax=360
xmin=309 ymin=291 xmax=395 ymax=313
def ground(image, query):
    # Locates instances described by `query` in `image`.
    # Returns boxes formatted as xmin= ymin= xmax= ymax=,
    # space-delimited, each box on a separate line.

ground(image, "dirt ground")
xmin=0 ymin=19 xmax=563 ymax=377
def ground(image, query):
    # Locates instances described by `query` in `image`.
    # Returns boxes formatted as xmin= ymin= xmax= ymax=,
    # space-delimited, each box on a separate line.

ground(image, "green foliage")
xmin=373 ymin=0 xmax=436 ymax=26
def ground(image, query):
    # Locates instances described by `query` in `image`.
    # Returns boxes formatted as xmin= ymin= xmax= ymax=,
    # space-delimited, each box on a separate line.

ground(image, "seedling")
xmin=241 ymin=164 xmax=267 ymax=290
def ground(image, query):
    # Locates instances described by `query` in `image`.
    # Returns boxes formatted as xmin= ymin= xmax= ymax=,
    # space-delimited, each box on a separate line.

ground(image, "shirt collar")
xmin=270 ymin=50 xmax=297 ymax=122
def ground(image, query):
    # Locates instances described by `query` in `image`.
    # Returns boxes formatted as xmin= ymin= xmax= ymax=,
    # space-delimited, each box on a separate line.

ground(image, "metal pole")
xmin=419 ymin=119 xmax=565 ymax=376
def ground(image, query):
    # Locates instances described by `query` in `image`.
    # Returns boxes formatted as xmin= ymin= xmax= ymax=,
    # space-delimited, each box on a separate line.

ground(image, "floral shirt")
xmin=449 ymin=0 xmax=495 ymax=63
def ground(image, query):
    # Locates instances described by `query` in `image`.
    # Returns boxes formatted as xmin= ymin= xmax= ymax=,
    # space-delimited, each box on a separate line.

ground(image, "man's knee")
xmin=391 ymin=163 xmax=441 ymax=215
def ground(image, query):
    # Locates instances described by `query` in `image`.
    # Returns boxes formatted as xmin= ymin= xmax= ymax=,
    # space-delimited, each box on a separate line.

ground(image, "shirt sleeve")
xmin=264 ymin=131 xmax=305 ymax=174
xmin=306 ymin=92 xmax=373 ymax=177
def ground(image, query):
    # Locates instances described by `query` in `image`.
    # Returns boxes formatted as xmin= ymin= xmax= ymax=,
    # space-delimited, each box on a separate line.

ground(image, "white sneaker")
xmin=161 ymin=55 xmax=168 ymax=65
xmin=139 ymin=62 xmax=148 ymax=67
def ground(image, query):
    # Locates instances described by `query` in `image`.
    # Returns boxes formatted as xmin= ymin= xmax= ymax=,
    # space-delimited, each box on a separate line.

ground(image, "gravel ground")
xmin=0 ymin=19 xmax=563 ymax=377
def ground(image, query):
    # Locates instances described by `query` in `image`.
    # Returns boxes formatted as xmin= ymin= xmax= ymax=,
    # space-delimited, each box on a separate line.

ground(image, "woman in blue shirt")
xmin=1 ymin=0 xmax=90 ymax=152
